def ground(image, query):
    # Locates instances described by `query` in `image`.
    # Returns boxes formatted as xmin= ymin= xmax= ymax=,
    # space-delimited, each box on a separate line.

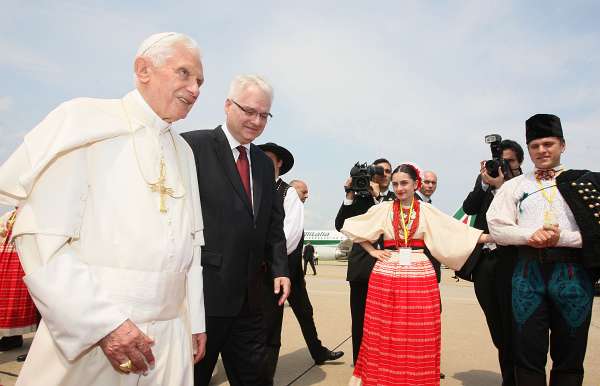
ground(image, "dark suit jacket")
xmin=302 ymin=243 xmax=315 ymax=262
xmin=182 ymin=126 xmax=288 ymax=317
xmin=453 ymin=175 xmax=495 ymax=280
xmin=462 ymin=175 xmax=494 ymax=233
xmin=335 ymin=191 xmax=396 ymax=284
xmin=556 ymin=170 xmax=600 ymax=280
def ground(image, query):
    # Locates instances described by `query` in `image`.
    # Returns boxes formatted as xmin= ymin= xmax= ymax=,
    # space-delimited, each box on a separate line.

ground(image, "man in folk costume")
xmin=0 ymin=32 xmax=207 ymax=386
xmin=487 ymin=114 xmax=599 ymax=386
xmin=259 ymin=143 xmax=344 ymax=380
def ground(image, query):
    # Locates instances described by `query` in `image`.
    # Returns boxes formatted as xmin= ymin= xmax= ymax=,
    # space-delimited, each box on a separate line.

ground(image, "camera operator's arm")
xmin=334 ymin=178 xmax=376 ymax=231
xmin=343 ymin=177 xmax=355 ymax=203
xmin=462 ymin=174 xmax=488 ymax=215
xmin=480 ymin=161 xmax=505 ymax=190
xmin=368 ymin=181 xmax=381 ymax=198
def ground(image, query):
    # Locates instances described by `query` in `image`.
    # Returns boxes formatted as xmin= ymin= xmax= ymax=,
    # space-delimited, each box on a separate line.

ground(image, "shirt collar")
xmin=223 ymin=123 xmax=251 ymax=152
xmin=416 ymin=190 xmax=430 ymax=202
xmin=533 ymin=164 xmax=565 ymax=173
xmin=123 ymin=89 xmax=171 ymax=135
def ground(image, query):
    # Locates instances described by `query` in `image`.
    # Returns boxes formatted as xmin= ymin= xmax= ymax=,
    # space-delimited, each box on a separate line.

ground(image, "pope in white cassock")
xmin=0 ymin=32 xmax=207 ymax=385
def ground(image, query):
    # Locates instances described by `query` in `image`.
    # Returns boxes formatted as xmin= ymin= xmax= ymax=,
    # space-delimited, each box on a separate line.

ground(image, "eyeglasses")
xmin=230 ymin=99 xmax=273 ymax=120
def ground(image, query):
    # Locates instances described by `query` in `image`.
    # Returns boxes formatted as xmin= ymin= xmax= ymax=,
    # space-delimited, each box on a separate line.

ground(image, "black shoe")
xmin=315 ymin=349 xmax=344 ymax=365
xmin=440 ymin=372 xmax=445 ymax=379
xmin=16 ymin=353 xmax=28 ymax=362
xmin=0 ymin=335 xmax=23 ymax=351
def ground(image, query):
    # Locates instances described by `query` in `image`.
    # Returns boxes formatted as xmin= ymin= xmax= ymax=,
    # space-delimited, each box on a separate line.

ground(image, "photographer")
xmin=462 ymin=138 xmax=524 ymax=386
xmin=334 ymin=158 xmax=394 ymax=364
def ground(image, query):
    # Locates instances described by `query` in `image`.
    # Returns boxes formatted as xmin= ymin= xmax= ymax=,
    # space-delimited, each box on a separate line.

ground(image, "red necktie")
xmin=236 ymin=145 xmax=252 ymax=203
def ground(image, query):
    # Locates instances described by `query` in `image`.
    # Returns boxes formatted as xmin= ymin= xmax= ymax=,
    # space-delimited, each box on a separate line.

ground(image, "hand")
xmin=273 ymin=276 xmax=291 ymax=306
xmin=478 ymin=233 xmax=493 ymax=244
xmin=543 ymin=224 xmax=560 ymax=247
xmin=192 ymin=333 xmax=207 ymax=364
xmin=369 ymin=181 xmax=381 ymax=198
xmin=527 ymin=225 xmax=560 ymax=248
xmin=344 ymin=177 xmax=355 ymax=200
xmin=369 ymin=249 xmax=391 ymax=262
xmin=480 ymin=161 xmax=504 ymax=189
xmin=98 ymin=319 xmax=155 ymax=374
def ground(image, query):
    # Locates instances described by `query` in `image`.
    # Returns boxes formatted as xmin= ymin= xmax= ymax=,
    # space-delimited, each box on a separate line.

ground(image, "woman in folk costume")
xmin=0 ymin=209 xmax=39 ymax=351
xmin=342 ymin=163 xmax=492 ymax=386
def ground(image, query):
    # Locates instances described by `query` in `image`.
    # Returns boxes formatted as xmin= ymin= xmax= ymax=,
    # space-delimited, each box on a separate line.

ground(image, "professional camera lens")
xmin=485 ymin=159 xmax=500 ymax=178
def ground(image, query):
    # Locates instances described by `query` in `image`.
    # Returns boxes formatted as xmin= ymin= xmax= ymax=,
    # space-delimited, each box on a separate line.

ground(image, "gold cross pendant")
xmin=149 ymin=158 xmax=175 ymax=213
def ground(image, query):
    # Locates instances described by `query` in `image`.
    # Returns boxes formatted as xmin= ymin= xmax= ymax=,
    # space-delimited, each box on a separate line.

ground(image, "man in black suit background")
xmin=462 ymin=139 xmax=523 ymax=386
xmin=334 ymin=158 xmax=394 ymax=365
xmin=183 ymin=75 xmax=290 ymax=386
xmin=302 ymin=241 xmax=317 ymax=275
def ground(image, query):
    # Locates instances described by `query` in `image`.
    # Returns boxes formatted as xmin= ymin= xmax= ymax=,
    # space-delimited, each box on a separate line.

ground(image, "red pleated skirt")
xmin=351 ymin=256 xmax=441 ymax=386
xmin=0 ymin=236 xmax=39 ymax=336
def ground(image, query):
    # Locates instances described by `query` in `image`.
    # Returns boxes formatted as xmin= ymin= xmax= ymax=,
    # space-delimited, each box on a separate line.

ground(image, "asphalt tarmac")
xmin=1 ymin=262 xmax=598 ymax=386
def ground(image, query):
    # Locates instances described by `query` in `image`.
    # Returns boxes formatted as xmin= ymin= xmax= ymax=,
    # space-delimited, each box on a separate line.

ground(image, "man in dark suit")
xmin=334 ymin=158 xmax=394 ymax=365
xmin=302 ymin=242 xmax=317 ymax=275
xmin=462 ymin=139 xmax=523 ymax=386
xmin=183 ymin=75 xmax=290 ymax=386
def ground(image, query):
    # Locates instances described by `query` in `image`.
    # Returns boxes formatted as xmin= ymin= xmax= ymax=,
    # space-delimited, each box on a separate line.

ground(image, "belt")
xmin=383 ymin=239 xmax=425 ymax=249
xmin=517 ymin=246 xmax=582 ymax=263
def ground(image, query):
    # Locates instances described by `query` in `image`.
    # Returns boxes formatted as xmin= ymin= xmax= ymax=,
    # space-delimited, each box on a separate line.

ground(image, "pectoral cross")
xmin=149 ymin=158 xmax=175 ymax=213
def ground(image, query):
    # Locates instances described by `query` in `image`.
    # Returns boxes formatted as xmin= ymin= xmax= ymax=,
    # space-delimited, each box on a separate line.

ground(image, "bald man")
xmin=290 ymin=179 xmax=308 ymax=203
xmin=418 ymin=171 xmax=438 ymax=203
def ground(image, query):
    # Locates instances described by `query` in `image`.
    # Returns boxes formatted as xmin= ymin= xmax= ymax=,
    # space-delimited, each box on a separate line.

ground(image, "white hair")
xmin=227 ymin=74 xmax=274 ymax=103
xmin=135 ymin=32 xmax=200 ymax=67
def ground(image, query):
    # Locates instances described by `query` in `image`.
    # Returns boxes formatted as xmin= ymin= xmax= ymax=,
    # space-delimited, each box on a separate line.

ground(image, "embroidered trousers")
xmin=511 ymin=257 xmax=594 ymax=382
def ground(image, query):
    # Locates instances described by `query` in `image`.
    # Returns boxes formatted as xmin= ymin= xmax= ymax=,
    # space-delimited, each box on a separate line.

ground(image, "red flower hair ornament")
xmin=397 ymin=162 xmax=423 ymax=190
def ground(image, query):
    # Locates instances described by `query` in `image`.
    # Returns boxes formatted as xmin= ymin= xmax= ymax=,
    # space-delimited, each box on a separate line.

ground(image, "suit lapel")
xmin=250 ymin=144 xmax=262 ymax=219
xmin=212 ymin=126 xmax=253 ymax=214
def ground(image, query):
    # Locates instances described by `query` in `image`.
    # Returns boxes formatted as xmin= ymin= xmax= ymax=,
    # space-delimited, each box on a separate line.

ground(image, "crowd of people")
xmin=0 ymin=31 xmax=598 ymax=386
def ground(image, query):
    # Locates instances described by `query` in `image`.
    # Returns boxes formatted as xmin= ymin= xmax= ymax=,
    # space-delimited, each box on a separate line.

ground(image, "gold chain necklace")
xmin=121 ymin=101 xmax=185 ymax=213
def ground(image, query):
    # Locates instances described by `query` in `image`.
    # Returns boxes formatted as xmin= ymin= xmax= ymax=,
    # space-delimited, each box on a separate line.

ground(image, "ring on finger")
xmin=119 ymin=359 xmax=133 ymax=373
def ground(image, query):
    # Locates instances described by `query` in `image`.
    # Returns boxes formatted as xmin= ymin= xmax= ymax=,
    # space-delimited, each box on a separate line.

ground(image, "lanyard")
xmin=535 ymin=170 xmax=562 ymax=225
xmin=536 ymin=178 xmax=558 ymax=206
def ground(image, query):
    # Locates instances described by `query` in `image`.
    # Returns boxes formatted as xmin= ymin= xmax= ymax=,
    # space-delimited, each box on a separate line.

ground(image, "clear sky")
xmin=1 ymin=1 xmax=599 ymax=228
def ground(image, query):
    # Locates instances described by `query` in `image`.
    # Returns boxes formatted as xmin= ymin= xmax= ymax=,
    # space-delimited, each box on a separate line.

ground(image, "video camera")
xmin=484 ymin=134 xmax=511 ymax=179
xmin=346 ymin=162 xmax=385 ymax=197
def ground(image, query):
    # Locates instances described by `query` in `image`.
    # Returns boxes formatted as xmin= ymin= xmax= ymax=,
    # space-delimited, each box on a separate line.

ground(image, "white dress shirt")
xmin=280 ymin=181 xmax=304 ymax=254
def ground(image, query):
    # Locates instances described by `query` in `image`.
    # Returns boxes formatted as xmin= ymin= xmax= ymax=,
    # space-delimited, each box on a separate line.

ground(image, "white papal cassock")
xmin=0 ymin=90 xmax=205 ymax=386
